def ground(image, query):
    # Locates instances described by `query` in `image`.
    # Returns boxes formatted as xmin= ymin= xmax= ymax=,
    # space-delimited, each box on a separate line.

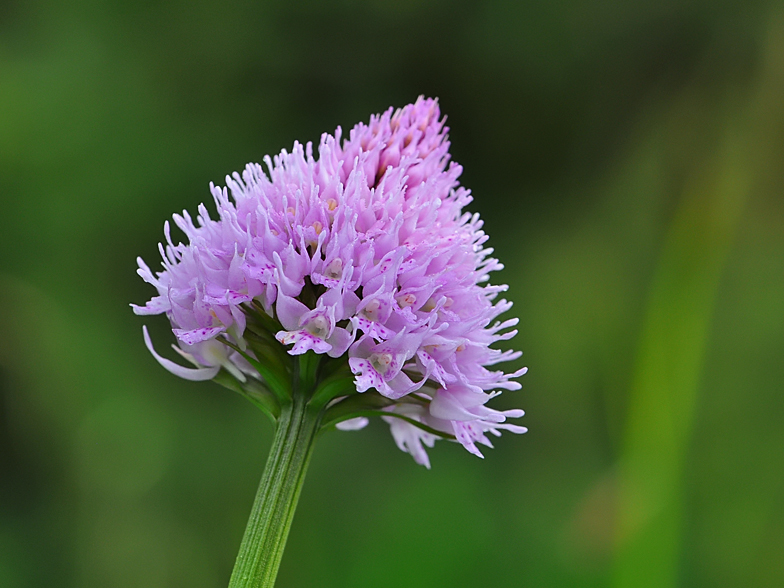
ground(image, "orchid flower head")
xmin=133 ymin=97 xmax=527 ymax=465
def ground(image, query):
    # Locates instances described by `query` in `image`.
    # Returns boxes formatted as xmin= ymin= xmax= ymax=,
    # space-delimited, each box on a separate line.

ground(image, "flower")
xmin=133 ymin=97 xmax=527 ymax=465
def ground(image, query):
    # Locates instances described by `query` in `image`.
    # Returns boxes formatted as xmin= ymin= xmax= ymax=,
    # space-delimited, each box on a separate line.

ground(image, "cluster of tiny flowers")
xmin=133 ymin=97 xmax=526 ymax=467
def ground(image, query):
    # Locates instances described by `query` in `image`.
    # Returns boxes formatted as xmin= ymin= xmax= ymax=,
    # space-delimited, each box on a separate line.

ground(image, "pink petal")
xmin=326 ymin=327 xmax=353 ymax=358
xmin=348 ymin=358 xmax=382 ymax=393
xmin=143 ymin=326 xmax=220 ymax=381
xmin=335 ymin=417 xmax=369 ymax=431
xmin=275 ymin=293 xmax=309 ymax=331
xmin=130 ymin=295 xmax=169 ymax=315
xmin=173 ymin=326 xmax=226 ymax=345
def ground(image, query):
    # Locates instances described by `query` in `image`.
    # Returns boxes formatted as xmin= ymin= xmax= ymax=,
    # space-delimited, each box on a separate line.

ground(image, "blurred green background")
xmin=1 ymin=1 xmax=783 ymax=587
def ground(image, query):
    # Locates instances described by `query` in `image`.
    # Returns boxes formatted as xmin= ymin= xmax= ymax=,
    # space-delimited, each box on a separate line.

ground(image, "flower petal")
xmin=275 ymin=292 xmax=310 ymax=331
xmin=326 ymin=327 xmax=353 ymax=358
xmin=348 ymin=358 xmax=382 ymax=393
xmin=143 ymin=326 xmax=220 ymax=381
xmin=335 ymin=417 xmax=369 ymax=431
xmin=173 ymin=326 xmax=226 ymax=345
xmin=130 ymin=295 xmax=169 ymax=315
xmin=276 ymin=330 xmax=332 ymax=355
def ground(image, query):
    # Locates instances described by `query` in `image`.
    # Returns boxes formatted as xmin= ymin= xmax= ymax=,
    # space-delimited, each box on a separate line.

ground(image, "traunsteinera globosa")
xmin=133 ymin=97 xmax=527 ymax=588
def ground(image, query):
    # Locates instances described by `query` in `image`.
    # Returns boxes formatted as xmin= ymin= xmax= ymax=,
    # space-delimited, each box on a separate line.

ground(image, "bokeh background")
xmin=2 ymin=1 xmax=783 ymax=587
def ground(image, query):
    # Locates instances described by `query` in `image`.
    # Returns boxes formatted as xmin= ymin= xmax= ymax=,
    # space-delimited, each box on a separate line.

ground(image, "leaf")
xmin=219 ymin=336 xmax=291 ymax=402
xmin=212 ymin=369 xmax=280 ymax=421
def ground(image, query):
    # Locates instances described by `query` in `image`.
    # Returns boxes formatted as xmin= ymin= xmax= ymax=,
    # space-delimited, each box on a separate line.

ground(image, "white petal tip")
xmin=336 ymin=417 xmax=370 ymax=431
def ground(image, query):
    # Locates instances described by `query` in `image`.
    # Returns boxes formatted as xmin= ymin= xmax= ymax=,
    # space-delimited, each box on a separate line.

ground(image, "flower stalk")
xmin=221 ymin=344 xmax=452 ymax=587
xmin=228 ymin=371 xmax=324 ymax=588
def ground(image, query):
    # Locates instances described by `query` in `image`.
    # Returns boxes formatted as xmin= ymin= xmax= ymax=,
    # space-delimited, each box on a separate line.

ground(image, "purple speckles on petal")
xmin=352 ymin=316 xmax=393 ymax=341
xmin=227 ymin=291 xmax=252 ymax=304
xmin=349 ymin=358 xmax=384 ymax=393
xmin=173 ymin=326 xmax=226 ymax=345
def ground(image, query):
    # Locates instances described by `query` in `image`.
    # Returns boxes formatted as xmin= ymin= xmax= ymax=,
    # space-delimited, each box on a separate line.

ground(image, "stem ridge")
xmin=228 ymin=392 xmax=323 ymax=588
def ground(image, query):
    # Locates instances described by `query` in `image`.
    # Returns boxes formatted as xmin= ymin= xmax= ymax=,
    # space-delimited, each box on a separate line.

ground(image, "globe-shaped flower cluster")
xmin=133 ymin=97 xmax=526 ymax=467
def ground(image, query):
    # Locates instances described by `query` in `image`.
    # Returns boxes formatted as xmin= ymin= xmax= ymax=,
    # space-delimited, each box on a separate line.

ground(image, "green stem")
xmin=228 ymin=394 xmax=322 ymax=588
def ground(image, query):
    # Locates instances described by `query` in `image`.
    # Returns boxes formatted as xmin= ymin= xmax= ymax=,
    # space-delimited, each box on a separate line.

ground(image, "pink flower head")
xmin=133 ymin=97 xmax=526 ymax=465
